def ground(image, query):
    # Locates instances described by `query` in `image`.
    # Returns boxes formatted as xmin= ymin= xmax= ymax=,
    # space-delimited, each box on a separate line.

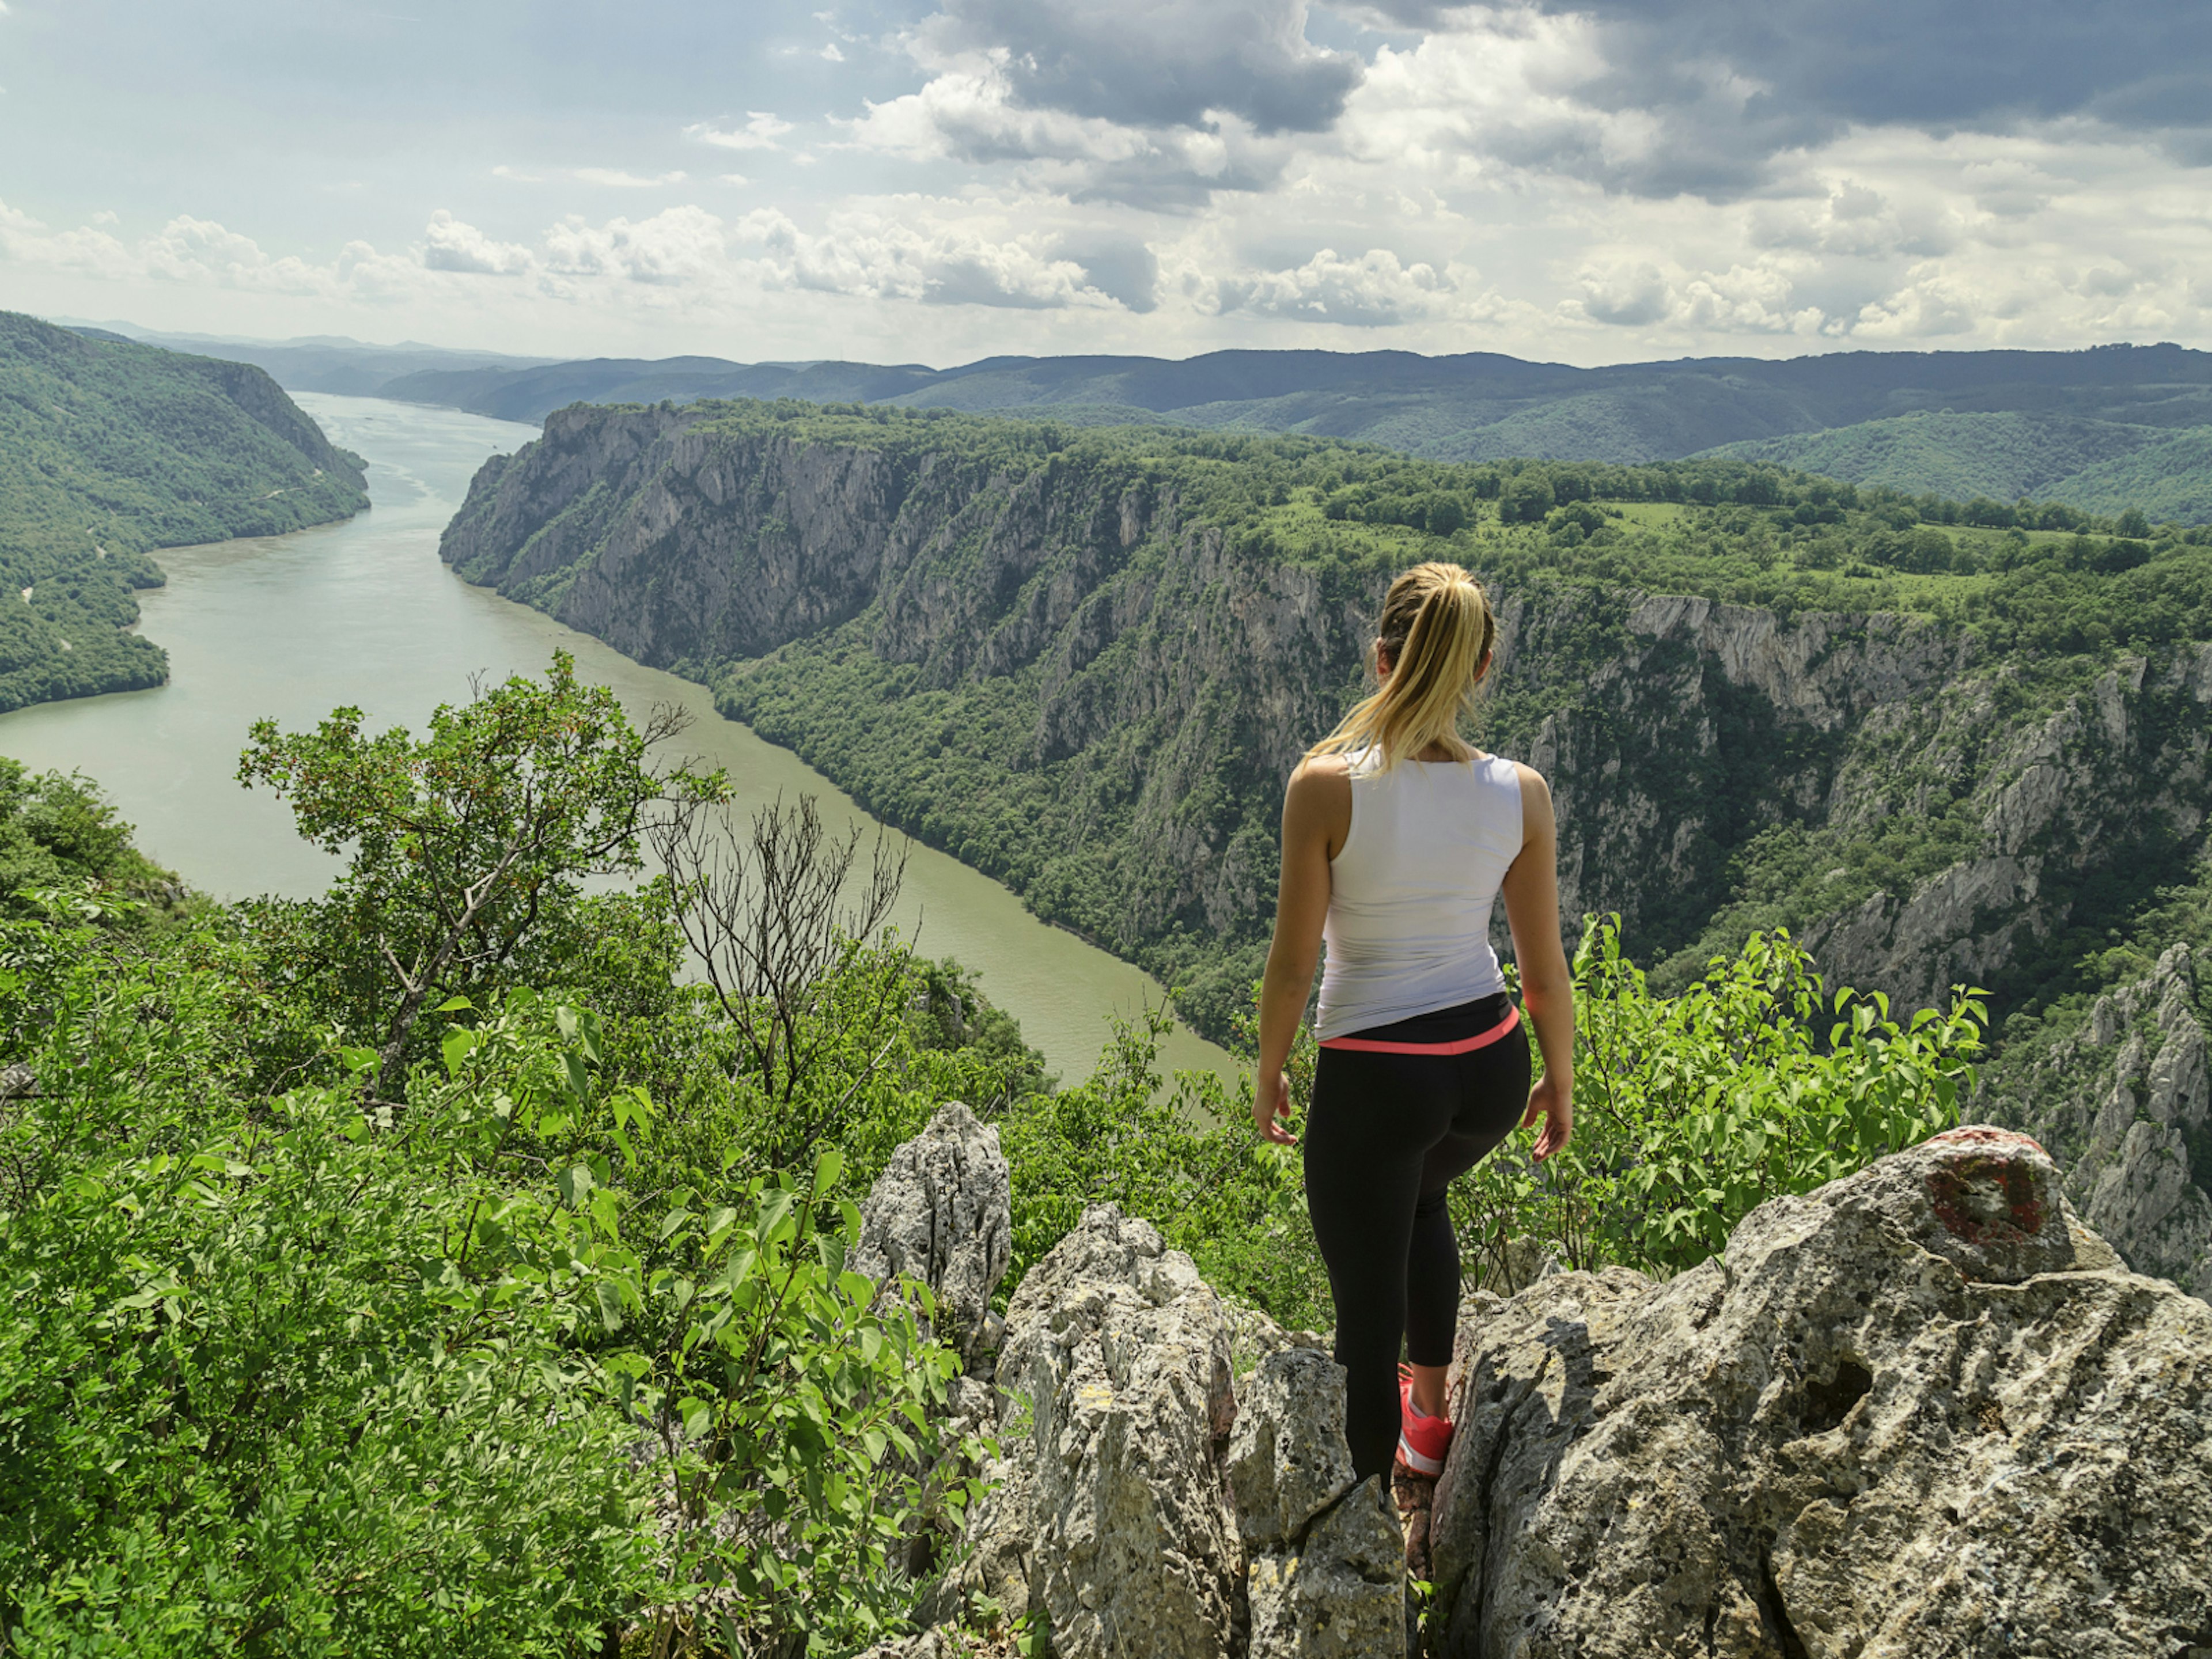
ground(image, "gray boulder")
xmin=851 ymin=1101 xmax=1013 ymax=1369
xmin=1426 ymin=1125 xmax=2212 ymax=1659
xmin=1225 ymin=1347 xmax=1358 ymax=1550
xmin=1231 ymin=1348 xmax=1407 ymax=1659
xmin=961 ymin=1203 xmax=1244 ymax=1659
xmin=1247 ymin=1477 xmax=1405 ymax=1659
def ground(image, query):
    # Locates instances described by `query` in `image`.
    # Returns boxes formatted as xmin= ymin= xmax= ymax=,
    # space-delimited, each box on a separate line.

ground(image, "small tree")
xmin=239 ymin=652 xmax=713 ymax=1100
xmin=652 ymin=794 xmax=907 ymax=1160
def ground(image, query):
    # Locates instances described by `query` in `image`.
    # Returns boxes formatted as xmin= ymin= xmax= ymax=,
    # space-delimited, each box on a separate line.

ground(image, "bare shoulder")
xmin=1285 ymin=753 xmax=1354 ymax=849
xmin=1289 ymin=752 xmax=1353 ymax=797
xmin=1513 ymin=763 xmax=1556 ymax=831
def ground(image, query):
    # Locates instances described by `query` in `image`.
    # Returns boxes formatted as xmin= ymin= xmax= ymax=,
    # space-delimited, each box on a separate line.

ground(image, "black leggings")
xmin=1303 ymin=992 xmax=1532 ymax=1483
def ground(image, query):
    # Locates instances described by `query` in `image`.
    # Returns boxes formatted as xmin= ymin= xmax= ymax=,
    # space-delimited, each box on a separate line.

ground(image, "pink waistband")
xmin=1320 ymin=1002 xmax=1521 ymax=1056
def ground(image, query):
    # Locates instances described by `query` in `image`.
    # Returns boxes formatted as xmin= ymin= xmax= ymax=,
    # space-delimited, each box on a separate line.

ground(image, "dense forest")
xmin=0 ymin=664 xmax=1987 ymax=1653
xmin=0 ymin=310 xmax=368 ymax=713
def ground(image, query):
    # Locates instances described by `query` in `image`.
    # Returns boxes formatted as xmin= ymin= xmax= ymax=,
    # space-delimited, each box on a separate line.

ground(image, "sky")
xmin=2 ymin=0 xmax=2207 ymax=368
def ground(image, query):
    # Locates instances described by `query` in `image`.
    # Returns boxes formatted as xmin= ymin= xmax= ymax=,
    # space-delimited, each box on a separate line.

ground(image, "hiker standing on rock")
xmin=1253 ymin=559 xmax=1575 ymax=1486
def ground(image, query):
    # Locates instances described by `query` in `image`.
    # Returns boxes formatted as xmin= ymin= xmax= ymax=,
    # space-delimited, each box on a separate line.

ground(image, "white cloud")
xmin=1208 ymin=247 xmax=1456 ymax=325
xmin=573 ymin=168 xmax=690 ymax=189
xmin=733 ymin=206 xmax=1126 ymax=309
xmin=821 ymin=42 xmax=845 ymax=62
xmin=687 ymin=113 xmax=794 ymax=152
xmin=844 ymin=54 xmax=1301 ymax=207
xmin=423 ymin=209 xmax=531 ymax=276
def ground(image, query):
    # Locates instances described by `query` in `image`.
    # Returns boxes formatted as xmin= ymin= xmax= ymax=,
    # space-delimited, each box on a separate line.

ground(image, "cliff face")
xmin=1982 ymin=945 xmax=2212 ymax=1300
xmin=441 ymin=403 xmax=2212 ymax=1277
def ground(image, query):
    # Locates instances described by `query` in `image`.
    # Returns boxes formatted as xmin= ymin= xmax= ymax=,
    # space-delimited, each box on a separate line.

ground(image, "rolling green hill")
xmin=0 ymin=310 xmax=369 ymax=712
xmin=335 ymin=338 xmax=2212 ymax=523
xmin=1701 ymin=409 xmax=2212 ymax=524
xmin=1700 ymin=412 xmax=2165 ymax=503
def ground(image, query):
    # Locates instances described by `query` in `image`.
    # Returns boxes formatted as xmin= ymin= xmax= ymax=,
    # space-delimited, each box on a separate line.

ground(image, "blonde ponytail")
xmin=1307 ymin=562 xmax=1496 ymax=770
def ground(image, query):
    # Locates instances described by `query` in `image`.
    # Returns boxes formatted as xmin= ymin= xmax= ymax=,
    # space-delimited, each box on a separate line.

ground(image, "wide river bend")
xmin=0 ymin=393 xmax=1234 ymax=1085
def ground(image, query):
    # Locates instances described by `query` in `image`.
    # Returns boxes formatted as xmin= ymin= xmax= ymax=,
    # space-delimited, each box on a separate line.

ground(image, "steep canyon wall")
xmin=441 ymin=403 xmax=2212 ymax=1287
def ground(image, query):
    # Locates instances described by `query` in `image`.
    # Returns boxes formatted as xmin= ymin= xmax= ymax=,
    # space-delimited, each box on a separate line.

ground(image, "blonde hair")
xmin=1307 ymin=562 xmax=1496 ymax=770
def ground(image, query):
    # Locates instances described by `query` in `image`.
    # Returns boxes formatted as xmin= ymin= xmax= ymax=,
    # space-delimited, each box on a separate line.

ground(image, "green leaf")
xmin=556 ymin=1164 xmax=596 ymax=1209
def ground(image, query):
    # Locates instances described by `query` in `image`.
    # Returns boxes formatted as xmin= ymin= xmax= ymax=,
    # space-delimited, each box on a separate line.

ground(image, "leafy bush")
xmin=1449 ymin=919 xmax=1986 ymax=1279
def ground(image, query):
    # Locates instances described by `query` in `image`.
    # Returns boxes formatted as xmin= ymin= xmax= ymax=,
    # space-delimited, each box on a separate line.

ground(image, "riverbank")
xmin=0 ymin=393 xmax=1234 ymax=1086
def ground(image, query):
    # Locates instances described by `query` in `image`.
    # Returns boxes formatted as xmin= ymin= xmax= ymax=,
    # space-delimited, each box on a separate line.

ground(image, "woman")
xmin=1253 ymin=560 xmax=1574 ymax=1486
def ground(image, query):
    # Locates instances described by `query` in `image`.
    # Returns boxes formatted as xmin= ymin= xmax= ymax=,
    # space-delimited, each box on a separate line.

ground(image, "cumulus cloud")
xmin=733 ymin=207 xmax=1130 ymax=309
xmin=846 ymin=0 xmax=1349 ymax=206
xmin=1344 ymin=0 xmax=2212 ymax=200
xmin=1209 ymin=247 xmax=1454 ymax=325
xmin=423 ymin=209 xmax=531 ymax=275
xmin=921 ymin=0 xmax=1358 ymax=134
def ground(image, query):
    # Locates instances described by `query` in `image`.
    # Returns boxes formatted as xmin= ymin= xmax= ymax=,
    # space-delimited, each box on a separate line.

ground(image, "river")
xmin=0 ymin=393 xmax=1235 ymax=1086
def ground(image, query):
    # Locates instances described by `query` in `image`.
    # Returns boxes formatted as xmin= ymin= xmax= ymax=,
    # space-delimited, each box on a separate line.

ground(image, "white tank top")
xmin=1314 ymin=750 xmax=1525 ymax=1041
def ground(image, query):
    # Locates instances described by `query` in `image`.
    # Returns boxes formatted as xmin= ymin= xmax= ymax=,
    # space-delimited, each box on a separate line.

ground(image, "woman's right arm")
xmin=1254 ymin=759 xmax=1342 ymax=1146
xmin=1501 ymin=764 xmax=1573 ymax=1160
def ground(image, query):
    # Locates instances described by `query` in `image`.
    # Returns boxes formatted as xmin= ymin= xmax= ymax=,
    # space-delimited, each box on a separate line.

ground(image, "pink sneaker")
xmin=1396 ymin=1366 xmax=1452 ymax=1477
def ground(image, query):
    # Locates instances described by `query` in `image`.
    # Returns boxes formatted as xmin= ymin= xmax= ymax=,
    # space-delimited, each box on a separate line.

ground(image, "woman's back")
xmin=1315 ymin=751 xmax=1523 ymax=1041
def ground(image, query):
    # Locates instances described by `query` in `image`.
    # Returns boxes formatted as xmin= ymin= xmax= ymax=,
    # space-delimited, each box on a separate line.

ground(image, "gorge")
xmin=435 ymin=396 xmax=2212 ymax=1296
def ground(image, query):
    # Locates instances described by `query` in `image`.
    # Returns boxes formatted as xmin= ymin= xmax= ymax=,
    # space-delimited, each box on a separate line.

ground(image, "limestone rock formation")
xmin=1246 ymin=1478 xmax=1404 ymax=1659
xmin=960 ymin=1204 xmax=1244 ymax=1659
xmin=851 ymin=1101 xmax=1014 ymax=1368
xmin=1989 ymin=942 xmax=2212 ymax=1300
xmin=1230 ymin=1348 xmax=1406 ymax=1659
xmin=1225 ymin=1348 xmax=1358 ymax=1550
xmin=1426 ymin=1126 xmax=2212 ymax=1659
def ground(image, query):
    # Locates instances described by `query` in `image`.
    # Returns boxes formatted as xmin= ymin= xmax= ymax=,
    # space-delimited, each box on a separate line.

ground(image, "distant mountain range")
xmin=68 ymin=323 xmax=2212 ymax=522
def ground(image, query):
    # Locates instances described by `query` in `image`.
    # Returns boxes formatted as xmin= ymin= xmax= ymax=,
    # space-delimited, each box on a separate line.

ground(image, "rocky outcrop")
xmin=960 ymin=1204 xmax=1244 ymax=1659
xmin=869 ymin=1118 xmax=2212 ymax=1659
xmin=1425 ymin=1126 xmax=2211 ymax=1659
xmin=1229 ymin=1349 xmax=1406 ymax=1659
xmin=852 ymin=1101 xmax=1014 ymax=1368
xmin=1988 ymin=943 xmax=2212 ymax=1301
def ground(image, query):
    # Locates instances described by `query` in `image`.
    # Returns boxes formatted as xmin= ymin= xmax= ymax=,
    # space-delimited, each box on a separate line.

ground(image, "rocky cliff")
xmin=440 ymin=402 xmax=2212 ymax=1280
xmin=855 ymin=1115 xmax=2210 ymax=1659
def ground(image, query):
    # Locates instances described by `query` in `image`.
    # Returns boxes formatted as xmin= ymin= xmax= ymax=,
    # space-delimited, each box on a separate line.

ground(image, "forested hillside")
xmin=0 ymin=310 xmax=368 ymax=712
xmin=1706 ymin=411 xmax=2212 ymax=524
xmin=439 ymin=402 xmax=2207 ymax=1021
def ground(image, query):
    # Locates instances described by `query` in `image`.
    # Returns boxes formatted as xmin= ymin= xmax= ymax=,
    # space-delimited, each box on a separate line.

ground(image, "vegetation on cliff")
xmin=439 ymin=400 xmax=2212 ymax=1059
xmin=0 ymin=661 xmax=1983 ymax=1653
xmin=0 ymin=310 xmax=369 ymax=713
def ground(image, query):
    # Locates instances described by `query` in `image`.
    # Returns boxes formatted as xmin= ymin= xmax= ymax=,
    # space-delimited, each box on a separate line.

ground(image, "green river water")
xmin=0 ymin=393 xmax=1235 ymax=1086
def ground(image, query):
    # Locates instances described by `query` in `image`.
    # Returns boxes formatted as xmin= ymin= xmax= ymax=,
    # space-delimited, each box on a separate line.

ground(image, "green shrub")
xmin=1454 ymin=918 xmax=1985 ymax=1279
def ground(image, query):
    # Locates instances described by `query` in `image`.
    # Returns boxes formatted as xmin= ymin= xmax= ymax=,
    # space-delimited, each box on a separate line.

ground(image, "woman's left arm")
xmin=1253 ymin=760 xmax=1341 ymax=1146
